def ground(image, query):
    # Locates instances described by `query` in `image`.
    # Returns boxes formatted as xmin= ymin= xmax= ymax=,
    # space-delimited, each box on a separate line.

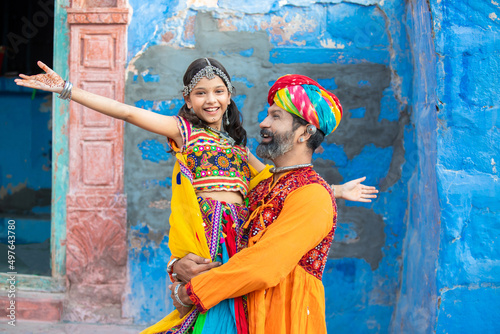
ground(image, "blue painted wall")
xmin=122 ymin=1 xmax=414 ymax=331
xmin=392 ymin=0 xmax=439 ymax=331
xmin=431 ymin=0 xmax=500 ymax=332
xmin=121 ymin=0 xmax=500 ymax=331
xmin=394 ymin=0 xmax=500 ymax=332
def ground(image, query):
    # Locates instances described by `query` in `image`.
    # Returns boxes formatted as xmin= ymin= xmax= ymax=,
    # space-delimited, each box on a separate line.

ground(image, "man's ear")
xmin=298 ymin=126 xmax=312 ymax=143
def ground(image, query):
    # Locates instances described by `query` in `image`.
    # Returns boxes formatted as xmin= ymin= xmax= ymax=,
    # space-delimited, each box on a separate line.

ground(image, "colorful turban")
xmin=268 ymin=74 xmax=343 ymax=135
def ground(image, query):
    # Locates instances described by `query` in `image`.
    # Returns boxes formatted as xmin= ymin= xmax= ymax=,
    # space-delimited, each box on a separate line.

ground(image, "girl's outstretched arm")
xmin=248 ymin=150 xmax=378 ymax=202
xmin=248 ymin=151 xmax=266 ymax=173
xmin=15 ymin=61 xmax=182 ymax=146
xmin=333 ymin=177 xmax=378 ymax=202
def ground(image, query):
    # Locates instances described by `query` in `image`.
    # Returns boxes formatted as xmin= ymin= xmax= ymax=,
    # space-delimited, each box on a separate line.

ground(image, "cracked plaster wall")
xmin=122 ymin=0 xmax=414 ymax=331
xmin=431 ymin=0 xmax=500 ymax=332
xmin=394 ymin=0 xmax=500 ymax=333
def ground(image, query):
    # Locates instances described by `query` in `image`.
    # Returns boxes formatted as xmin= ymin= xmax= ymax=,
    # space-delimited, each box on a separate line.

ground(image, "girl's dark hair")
xmin=178 ymin=58 xmax=247 ymax=146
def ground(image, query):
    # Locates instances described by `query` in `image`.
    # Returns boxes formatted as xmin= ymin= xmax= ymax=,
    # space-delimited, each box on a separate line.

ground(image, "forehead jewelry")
xmin=183 ymin=58 xmax=233 ymax=96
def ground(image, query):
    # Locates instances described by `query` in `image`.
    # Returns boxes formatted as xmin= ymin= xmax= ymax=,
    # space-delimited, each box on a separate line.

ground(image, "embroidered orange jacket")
xmin=186 ymin=167 xmax=337 ymax=334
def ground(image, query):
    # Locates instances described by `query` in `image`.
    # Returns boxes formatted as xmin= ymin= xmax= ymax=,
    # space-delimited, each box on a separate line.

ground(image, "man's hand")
xmin=173 ymin=253 xmax=221 ymax=283
xmin=334 ymin=177 xmax=378 ymax=202
xmin=169 ymin=282 xmax=193 ymax=318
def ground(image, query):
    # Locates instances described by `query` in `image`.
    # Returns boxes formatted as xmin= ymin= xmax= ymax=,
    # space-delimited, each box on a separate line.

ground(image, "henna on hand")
xmin=15 ymin=61 xmax=65 ymax=93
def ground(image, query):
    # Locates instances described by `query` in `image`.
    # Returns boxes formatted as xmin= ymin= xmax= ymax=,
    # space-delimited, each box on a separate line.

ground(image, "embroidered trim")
xmin=243 ymin=167 xmax=336 ymax=280
xmin=178 ymin=160 xmax=194 ymax=184
xmin=209 ymin=201 xmax=222 ymax=260
xmin=159 ymin=309 xmax=198 ymax=334
xmin=186 ymin=282 xmax=208 ymax=313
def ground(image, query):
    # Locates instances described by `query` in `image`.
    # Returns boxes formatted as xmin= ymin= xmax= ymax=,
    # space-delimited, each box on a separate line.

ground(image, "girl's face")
xmin=185 ymin=76 xmax=231 ymax=130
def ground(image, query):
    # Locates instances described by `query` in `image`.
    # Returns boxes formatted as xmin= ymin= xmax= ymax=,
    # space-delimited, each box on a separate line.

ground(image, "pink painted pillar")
xmin=65 ymin=0 xmax=130 ymax=323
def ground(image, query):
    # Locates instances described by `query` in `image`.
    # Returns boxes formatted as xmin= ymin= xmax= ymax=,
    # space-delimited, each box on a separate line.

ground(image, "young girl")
xmin=16 ymin=58 xmax=377 ymax=334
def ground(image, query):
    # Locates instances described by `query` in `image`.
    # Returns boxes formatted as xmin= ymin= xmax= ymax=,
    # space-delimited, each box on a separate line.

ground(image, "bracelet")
xmin=167 ymin=257 xmax=180 ymax=274
xmin=174 ymin=284 xmax=192 ymax=308
xmin=58 ymin=81 xmax=73 ymax=100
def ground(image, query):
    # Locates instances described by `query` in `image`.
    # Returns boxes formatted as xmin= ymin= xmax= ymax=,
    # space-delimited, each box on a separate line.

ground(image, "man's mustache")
xmin=260 ymin=129 xmax=274 ymax=139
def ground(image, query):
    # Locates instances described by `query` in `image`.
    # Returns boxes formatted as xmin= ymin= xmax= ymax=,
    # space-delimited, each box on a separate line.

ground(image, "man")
xmin=172 ymin=74 xmax=343 ymax=333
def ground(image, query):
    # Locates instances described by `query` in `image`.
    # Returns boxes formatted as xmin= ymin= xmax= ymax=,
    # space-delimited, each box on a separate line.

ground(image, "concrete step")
xmin=0 ymin=321 xmax=145 ymax=333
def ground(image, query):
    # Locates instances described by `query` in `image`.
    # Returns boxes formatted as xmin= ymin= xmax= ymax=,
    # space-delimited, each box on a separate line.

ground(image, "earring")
xmin=306 ymin=124 xmax=317 ymax=135
xmin=299 ymin=138 xmax=305 ymax=143
xmin=190 ymin=108 xmax=195 ymax=114
xmin=225 ymin=110 xmax=230 ymax=126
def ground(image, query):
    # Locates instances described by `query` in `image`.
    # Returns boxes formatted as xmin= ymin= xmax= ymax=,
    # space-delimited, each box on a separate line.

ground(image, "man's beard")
xmin=256 ymin=129 xmax=295 ymax=161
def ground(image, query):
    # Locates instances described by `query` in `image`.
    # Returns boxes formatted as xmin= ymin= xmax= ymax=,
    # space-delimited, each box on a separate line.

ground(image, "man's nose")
xmin=259 ymin=117 xmax=270 ymax=128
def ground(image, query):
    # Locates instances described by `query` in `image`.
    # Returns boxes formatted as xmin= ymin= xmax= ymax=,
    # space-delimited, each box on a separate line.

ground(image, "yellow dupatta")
xmin=141 ymin=149 xmax=271 ymax=334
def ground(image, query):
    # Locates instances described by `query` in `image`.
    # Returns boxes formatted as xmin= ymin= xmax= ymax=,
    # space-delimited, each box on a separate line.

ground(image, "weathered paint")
xmin=123 ymin=223 xmax=175 ymax=322
xmin=393 ymin=0 xmax=500 ymax=332
xmin=123 ymin=1 xmax=413 ymax=330
xmin=0 ymin=78 xmax=52 ymax=276
xmin=433 ymin=0 xmax=500 ymax=316
xmin=62 ymin=0 xmax=130 ymax=322
xmin=392 ymin=1 xmax=439 ymax=332
xmin=51 ymin=0 xmax=70 ymax=281
xmin=0 ymin=0 xmax=67 ymax=293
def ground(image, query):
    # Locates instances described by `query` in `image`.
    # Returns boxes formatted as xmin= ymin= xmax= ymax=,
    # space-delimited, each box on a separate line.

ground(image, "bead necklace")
xmin=269 ymin=163 xmax=313 ymax=174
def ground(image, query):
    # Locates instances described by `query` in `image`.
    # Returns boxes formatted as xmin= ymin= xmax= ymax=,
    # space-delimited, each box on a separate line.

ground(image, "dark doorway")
xmin=0 ymin=0 xmax=54 ymax=276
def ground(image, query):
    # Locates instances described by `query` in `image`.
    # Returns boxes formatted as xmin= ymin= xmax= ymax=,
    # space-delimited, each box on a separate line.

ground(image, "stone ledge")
xmin=0 ymin=291 xmax=64 ymax=322
xmin=0 ymin=320 xmax=144 ymax=333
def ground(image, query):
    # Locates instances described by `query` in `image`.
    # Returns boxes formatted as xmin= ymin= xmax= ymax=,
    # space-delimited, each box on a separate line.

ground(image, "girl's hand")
xmin=335 ymin=177 xmax=378 ymax=202
xmin=169 ymin=282 xmax=193 ymax=318
xmin=14 ymin=61 xmax=65 ymax=93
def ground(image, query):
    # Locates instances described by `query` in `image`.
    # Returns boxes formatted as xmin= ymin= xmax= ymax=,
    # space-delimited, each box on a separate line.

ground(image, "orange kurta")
xmin=186 ymin=168 xmax=337 ymax=334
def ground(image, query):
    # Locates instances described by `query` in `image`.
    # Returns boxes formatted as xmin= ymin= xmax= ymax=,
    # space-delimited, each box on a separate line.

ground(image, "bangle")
xmin=174 ymin=284 xmax=192 ymax=308
xmin=331 ymin=184 xmax=336 ymax=198
xmin=167 ymin=257 xmax=180 ymax=274
xmin=58 ymin=80 xmax=73 ymax=100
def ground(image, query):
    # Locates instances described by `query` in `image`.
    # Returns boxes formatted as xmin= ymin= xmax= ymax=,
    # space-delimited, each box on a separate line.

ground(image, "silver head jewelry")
xmin=183 ymin=58 xmax=233 ymax=96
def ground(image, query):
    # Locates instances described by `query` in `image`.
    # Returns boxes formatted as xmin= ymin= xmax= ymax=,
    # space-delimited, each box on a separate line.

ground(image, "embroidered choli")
xmin=168 ymin=116 xmax=251 ymax=196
